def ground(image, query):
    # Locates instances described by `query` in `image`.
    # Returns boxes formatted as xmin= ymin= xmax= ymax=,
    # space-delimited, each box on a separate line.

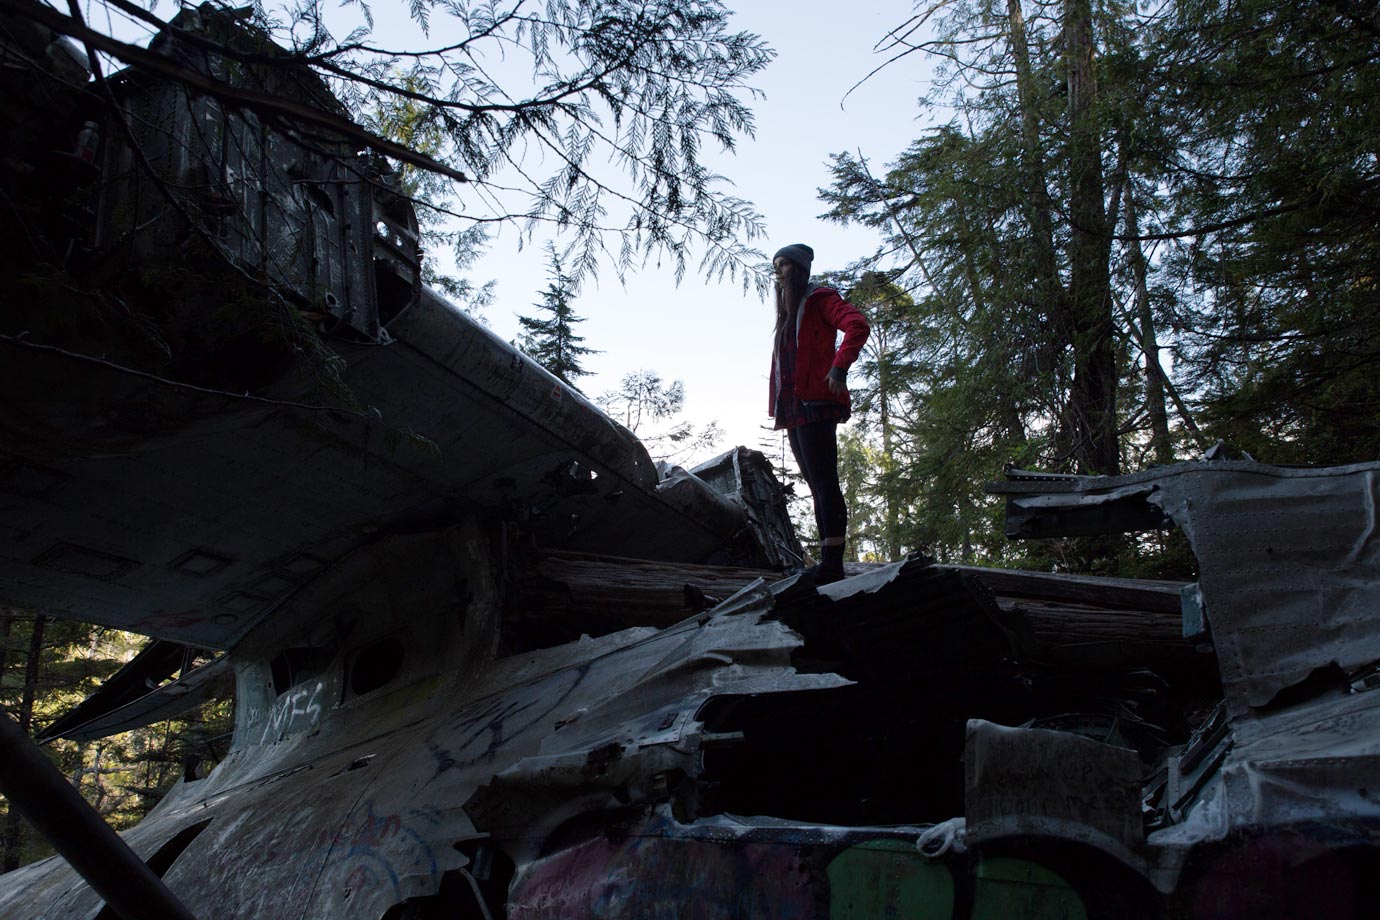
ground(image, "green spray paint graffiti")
xmin=971 ymin=858 xmax=1087 ymax=920
xmin=824 ymin=841 xmax=1086 ymax=920
xmin=827 ymin=839 xmax=955 ymax=919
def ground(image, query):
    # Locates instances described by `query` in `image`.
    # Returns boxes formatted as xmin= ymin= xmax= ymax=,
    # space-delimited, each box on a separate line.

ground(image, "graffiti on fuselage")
xmin=507 ymin=821 xmax=1380 ymax=919
xmin=318 ymin=799 xmax=445 ymax=901
xmin=506 ymin=827 xmax=1094 ymax=920
xmin=421 ymin=663 xmax=589 ymax=775
xmin=258 ymin=680 xmax=325 ymax=744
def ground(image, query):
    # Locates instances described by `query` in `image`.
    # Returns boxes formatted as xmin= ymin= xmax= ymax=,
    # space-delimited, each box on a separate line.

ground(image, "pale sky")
xmin=470 ymin=0 xmax=938 ymax=462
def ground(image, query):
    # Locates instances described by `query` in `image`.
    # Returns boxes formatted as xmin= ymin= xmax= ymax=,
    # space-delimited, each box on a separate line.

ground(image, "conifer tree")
xmin=516 ymin=245 xmax=599 ymax=387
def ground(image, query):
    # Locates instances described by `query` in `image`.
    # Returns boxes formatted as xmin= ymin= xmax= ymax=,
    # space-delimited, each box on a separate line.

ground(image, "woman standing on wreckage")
xmin=768 ymin=243 xmax=870 ymax=585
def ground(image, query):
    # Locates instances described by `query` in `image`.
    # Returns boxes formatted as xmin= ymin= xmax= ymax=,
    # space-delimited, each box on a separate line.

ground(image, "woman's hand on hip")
xmin=826 ymin=367 xmax=847 ymax=397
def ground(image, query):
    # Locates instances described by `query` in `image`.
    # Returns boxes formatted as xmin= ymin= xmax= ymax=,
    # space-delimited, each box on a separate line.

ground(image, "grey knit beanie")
xmin=772 ymin=243 xmax=814 ymax=272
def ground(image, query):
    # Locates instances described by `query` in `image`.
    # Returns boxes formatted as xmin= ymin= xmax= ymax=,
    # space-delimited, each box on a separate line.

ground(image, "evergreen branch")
xmin=0 ymin=0 xmax=470 ymax=183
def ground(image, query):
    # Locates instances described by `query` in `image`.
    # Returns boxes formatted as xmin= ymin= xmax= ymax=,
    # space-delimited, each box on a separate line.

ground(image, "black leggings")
xmin=788 ymin=421 xmax=847 ymax=541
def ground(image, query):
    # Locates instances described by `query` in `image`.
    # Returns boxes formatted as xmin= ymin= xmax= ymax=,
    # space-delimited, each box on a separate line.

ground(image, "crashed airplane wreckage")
xmin=3 ymin=4 xmax=1380 ymax=918
xmin=7 ymin=456 xmax=1380 ymax=920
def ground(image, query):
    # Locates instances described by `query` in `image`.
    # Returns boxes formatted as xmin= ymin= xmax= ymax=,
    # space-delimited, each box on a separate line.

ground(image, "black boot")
xmin=815 ymin=541 xmax=846 ymax=585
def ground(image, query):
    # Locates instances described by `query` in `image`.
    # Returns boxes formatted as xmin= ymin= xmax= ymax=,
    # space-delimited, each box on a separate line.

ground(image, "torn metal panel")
xmin=964 ymin=719 xmax=1145 ymax=868
xmin=993 ymin=460 xmax=1380 ymax=715
xmin=992 ymin=459 xmax=1380 ymax=903
xmin=37 ymin=643 xmax=231 ymax=743
xmin=1145 ymin=687 xmax=1380 ymax=894
xmin=815 ymin=555 xmax=910 ymax=599
xmin=1213 ymin=689 xmax=1380 ymax=832
xmin=1147 ymin=463 xmax=1380 ymax=713
xmin=0 ymin=532 xmax=840 ymax=919
xmin=686 ymin=558 xmax=1053 ymax=832
xmin=464 ymin=580 xmax=852 ymax=862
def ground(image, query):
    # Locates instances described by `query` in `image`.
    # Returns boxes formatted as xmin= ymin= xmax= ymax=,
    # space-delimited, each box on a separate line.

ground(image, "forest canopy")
xmin=820 ymin=0 xmax=1380 ymax=567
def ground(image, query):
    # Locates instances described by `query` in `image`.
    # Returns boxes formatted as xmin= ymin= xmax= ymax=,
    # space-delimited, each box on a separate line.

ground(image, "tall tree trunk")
xmin=954 ymin=191 xmax=1028 ymax=455
xmin=3 ymin=615 xmax=46 ymax=872
xmin=874 ymin=329 xmax=903 ymax=562
xmin=954 ymin=204 xmax=992 ymax=318
xmin=1006 ymin=0 xmax=1061 ymax=308
xmin=15 ymin=617 xmax=44 ymax=738
xmin=1064 ymin=0 xmax=1119 ymax=474
xmin=93 ymin=743 xmax=108 ymax=815
xmin=0 ymin=612 xmax=9 ymax=867
xmin=1123 ymin=191 xmax=1173 ymax=465
xmin=0 ymin=611 xmax=12 ymax=699
xmin=960 ymin=494 xmax=975 ymax=562
xmin=1008 ymin=0 xmax=1077 ymax=469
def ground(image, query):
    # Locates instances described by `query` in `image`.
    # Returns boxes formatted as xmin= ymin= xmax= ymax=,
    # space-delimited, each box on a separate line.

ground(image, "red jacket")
xmin=768 ymin=285 xmax=871 ymax=411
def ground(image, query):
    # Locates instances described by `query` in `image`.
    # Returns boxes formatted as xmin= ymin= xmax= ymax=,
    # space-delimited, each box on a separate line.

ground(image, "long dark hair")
xmin=773 ymin=260 xmax=808 ymax=353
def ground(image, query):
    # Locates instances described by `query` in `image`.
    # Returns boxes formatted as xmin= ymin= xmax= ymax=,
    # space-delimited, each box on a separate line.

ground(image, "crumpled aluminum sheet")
xmin=1147 ymin=462 xmax=1380 ymax=714
xmin=0 ymin=570 xmax=847 ymax=920
xmin=817 ymin=556 xmax=909 ymax=600
xmin=1145 ymin=687 xmax=1380 ymax=891
xmin=463 ymin=580 xmax=852 ymax=862
xmin=998 ymin=459 xmax=1380 ymax=716
xmin=1223 ymin=689 xmax=1380 ymax=828
xmin=963 ymin=719 xmax=1145 ymax=870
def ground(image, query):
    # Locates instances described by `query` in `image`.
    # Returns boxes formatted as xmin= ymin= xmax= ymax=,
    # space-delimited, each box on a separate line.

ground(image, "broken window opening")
xmin=269 ymin=647 xmax=333 ymax=698
xmin=348 ymin=634 xmax=406 ymax=697
xmin=373 ymin=258 xmax=416 ymax=327
xmin=696 ymin=687 xmax=970 ymax=827
xmin=304 ymin=183 xmax=336 ymax=216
